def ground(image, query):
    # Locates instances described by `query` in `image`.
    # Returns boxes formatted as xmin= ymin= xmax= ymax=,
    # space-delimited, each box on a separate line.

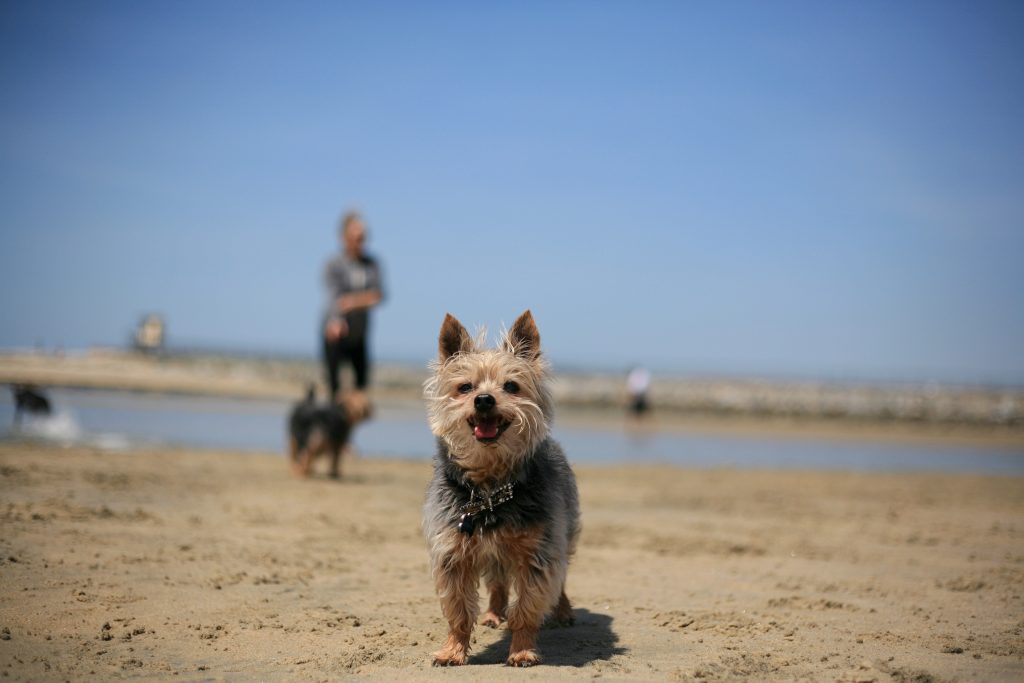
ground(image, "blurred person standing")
xmin=323 ymin=210 xmax=385 ymax=402
xmin=627 ymin=365 xmax=651 ymax=418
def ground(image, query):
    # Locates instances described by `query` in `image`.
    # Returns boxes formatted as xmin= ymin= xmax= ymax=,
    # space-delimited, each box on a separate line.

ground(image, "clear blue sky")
xmin=2 ymin=1 xmax=1022 ymax=384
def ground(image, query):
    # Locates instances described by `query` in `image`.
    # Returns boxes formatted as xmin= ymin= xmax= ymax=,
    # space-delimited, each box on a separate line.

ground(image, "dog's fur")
xmin=288 ymin=385 xmax=371 ymax=478
xmin=422 ymin=310 xmax=580 ymax=667
xmin=11 ymin=384 xmax=52 ymax=425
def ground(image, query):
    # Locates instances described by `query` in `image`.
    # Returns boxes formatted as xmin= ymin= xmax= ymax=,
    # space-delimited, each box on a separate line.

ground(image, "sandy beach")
xmin=5 ymin=4 xmax=1023 ymax=682
xmin=1 ymin=440 xmax=1022 ymax=682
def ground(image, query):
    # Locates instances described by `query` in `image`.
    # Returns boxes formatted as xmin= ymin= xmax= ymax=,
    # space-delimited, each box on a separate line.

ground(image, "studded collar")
xmin=456 ymin=481 xmax=515 ymax=535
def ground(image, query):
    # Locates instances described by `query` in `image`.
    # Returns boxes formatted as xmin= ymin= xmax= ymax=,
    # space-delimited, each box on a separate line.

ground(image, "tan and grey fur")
xmin=422 ymin=310 xmax=581 ymax=667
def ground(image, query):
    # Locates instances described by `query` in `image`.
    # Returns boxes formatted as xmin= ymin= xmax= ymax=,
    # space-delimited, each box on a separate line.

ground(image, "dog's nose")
xmin=474 ymin=393 xmax=496 ymax=411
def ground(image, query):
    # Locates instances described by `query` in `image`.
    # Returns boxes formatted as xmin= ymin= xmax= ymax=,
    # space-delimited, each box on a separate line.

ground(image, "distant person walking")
xmin=626 ymin=366 xmax=651 ymax=418
xmin=323 ymin=211 xmax=385 ymax=402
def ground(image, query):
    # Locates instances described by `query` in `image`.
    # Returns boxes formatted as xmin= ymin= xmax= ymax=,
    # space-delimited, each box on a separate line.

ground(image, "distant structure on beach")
xmin=627 ymin=366 xmax=651 ymax=417
xmin=134 ymin=314 xmax=165 ymax=353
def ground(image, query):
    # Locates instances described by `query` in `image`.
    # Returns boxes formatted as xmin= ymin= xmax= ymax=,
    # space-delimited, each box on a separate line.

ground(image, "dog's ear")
xmin=507 ymin=310 xmax=541 ymax=360
xmin=439 ymin=313 xmax=472 ymax=361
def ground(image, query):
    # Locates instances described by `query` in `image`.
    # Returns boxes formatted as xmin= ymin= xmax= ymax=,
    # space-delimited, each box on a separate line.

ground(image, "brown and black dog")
xmin=422 ymin=311 xmax=580 ymax=667
xmin=287 ymin=385 xmax=371 ymax=479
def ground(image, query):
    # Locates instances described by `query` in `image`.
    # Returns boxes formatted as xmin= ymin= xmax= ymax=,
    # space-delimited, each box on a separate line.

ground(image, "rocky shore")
xmin=1 ymin=348 xmax=1021 ymax=428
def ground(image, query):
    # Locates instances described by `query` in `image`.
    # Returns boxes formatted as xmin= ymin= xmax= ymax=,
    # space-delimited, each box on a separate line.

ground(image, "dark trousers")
xmin=323 ymin=334 xmax=369 ymax=400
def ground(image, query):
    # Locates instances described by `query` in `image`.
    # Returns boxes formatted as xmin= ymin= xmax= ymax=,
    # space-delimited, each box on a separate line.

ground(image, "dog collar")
xmin=457 ymin=481 xmax=515 ymax=535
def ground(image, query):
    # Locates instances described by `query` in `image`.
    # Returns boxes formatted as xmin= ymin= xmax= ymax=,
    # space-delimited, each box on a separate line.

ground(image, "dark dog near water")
xmin=288 ymin=385 xmax=371 ymax=479
xmin=11 ymin=384 xmax=52 ymax=425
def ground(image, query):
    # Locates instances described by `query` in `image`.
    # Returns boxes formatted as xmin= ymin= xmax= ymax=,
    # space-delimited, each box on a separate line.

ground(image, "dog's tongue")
xmin=474 ymin=417 xmax=499 ymax=439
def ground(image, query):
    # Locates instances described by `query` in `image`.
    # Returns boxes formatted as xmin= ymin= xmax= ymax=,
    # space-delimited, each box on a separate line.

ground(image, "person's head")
xmin=340 ymin=211 xmax=367 ymax=256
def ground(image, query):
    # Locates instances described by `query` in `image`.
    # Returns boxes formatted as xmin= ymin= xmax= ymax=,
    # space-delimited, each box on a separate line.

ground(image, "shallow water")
xmin=1 ymin=388 xmax=1022 ymax=474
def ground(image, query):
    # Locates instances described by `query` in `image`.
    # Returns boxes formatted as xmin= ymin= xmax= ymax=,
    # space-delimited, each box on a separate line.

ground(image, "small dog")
xmin=288 ymin=385 xmax=371 ymax=478
xmin=11 ymin=384 xmax=52 ymax=426
xmin=422 ymin=310 xmax=580 ymax=667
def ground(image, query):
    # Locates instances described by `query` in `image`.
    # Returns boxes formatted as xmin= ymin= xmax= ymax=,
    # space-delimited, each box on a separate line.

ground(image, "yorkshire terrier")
xmin=288 ymin=385 xmax=371 ymax=478
xmin=422 ymin=310 xmax=580 ymax=667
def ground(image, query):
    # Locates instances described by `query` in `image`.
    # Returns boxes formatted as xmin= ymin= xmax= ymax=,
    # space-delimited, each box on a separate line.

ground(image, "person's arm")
xmin=324 ymin=259 xmax=348 ymax=339
xmin=338 ymin=289 xmax=382 ymax=313
xmin=338 ymin=260 xmax=384 ymax=313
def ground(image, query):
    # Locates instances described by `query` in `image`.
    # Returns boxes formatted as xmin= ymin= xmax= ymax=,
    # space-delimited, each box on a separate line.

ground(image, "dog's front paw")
xmin=481 ymin=611 xmax=504 ymax=628
xmin=506 ymin=649 xmax=541 ymax=667
xmin=432 ymin=644 xmax=468 ymax=666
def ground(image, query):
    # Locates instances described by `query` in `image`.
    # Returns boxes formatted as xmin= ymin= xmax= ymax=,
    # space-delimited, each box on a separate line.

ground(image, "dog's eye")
xmin=457 ymin=383 xmax=473 ymax=394
xmin=503 ymin=381 xmax=520 ymax=394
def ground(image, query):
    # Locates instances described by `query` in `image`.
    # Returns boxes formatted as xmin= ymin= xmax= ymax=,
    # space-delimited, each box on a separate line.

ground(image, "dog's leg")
xmin=298 ymin=448 xmax=314 ymax=478
xmin=481 ymin=572 xmax=508 ymax=628
xmin=328 ymin=444 xmax=342 ymax=479
xmin=553 ymin=587 xmax=575 ymax=626
xmin=288 ymin=437 xmax=303 ymax=476
xmin=505 ymin=569 xmax=552 ymax=666
xmin=505 ymin=558 xmax=561 ymax=666
xmin=432 ymin=552 xmax=478 ymax=666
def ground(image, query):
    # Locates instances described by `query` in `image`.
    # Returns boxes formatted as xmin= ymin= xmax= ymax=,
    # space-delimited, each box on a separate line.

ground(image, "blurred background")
xmin=1 ymin=1 xmax=1022 ymax=469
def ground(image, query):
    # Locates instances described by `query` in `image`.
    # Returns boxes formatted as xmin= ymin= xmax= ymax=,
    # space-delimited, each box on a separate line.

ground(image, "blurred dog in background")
xmin=288 ymin=385 xmax=371 ymax=479
xmin=11 ymin=384 xmax=52 ymax=426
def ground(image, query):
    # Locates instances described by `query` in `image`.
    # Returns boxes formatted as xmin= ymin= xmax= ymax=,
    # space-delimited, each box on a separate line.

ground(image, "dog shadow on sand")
xmin=471 ymin=608 xmax=625 ymax=666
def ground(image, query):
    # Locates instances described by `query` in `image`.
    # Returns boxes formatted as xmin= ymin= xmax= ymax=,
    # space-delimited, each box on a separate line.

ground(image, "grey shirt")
xmin=324 ymin=253 xmax=384 ymax=340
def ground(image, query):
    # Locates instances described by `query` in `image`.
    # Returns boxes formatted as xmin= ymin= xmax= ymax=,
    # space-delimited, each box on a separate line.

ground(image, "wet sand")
xmin=1 ymin=441 xmax=1022 ymax=682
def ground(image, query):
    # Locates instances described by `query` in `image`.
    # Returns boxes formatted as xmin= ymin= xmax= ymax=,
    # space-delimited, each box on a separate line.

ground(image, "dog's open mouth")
xmin=468 ymin=415 xmax=510 ymax=443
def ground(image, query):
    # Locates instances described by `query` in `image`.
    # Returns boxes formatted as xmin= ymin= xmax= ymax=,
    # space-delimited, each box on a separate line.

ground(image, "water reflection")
xmin=1 ymin=388 xmax=1022 ymax=474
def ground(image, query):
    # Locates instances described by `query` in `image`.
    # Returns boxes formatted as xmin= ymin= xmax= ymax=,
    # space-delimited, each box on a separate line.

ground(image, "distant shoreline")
xmin=2 ymin=348 xmax=1022 ymax=449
